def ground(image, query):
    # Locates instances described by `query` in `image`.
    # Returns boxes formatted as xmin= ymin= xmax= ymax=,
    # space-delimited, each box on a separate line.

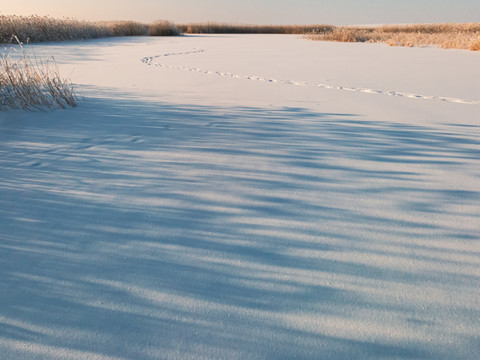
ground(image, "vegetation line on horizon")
xmin=0 ymin=15 xmax=180 ymax=44
xmin=1 ymin=15 xmax=479 ymax=51
xmin=176 ymin=23 xmax=334 ymax=34
xmin=178 ymin=22 xmax=480 ymax=51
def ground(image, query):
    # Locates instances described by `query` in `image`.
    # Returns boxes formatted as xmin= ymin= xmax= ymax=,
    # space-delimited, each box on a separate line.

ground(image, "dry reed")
xmin=307 ymin=23 xmax=480 ymax=51
xmin=98 ymin=20 xmax=148 ymax=37
xmin=149 ymin=20 xmax=181 ymax=36
xmin=0 ymin=40 xmax=76 ymax=110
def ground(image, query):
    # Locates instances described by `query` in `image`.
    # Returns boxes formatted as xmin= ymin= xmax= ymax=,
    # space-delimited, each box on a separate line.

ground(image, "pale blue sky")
xmin=2 ymin=0 xmax=480 ymax=25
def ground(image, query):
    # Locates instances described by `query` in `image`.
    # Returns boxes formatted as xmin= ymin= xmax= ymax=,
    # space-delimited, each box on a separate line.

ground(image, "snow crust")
xmin=1 ymin=35 xmax=479 ymax=359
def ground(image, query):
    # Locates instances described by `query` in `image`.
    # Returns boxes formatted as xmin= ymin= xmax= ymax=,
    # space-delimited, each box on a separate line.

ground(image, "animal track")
xmin=142 ymin=49 xmax=206 ymax=64
xmin=142 ymin=50 xmax=480 ymax=105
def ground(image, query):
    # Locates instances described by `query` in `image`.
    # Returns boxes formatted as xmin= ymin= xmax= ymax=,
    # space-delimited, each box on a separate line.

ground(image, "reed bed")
xmin=308 ymin=23 xmax=480 ymax=51
xmin=0 ymin=15 xmax=180 ymax=44
xmin=177 ymin=23 xmax=334 ymax=34
xmin=0 ymin=15 xmax=112 ymax=43
xmin=0 ymin=40 xmax=76 ymax=110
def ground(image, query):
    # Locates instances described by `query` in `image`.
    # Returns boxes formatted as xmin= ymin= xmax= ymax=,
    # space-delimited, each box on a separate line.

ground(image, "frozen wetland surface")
xmin=1 ymin=35 xmax=479 ymax=359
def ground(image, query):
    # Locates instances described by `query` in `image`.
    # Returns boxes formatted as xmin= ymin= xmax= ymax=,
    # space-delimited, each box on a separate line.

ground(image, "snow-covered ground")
xmin=1 ymin=35 xmax=479 ymax=359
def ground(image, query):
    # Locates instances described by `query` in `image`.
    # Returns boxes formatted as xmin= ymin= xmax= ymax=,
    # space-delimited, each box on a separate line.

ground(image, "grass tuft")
xmin=469 ymin=37 xmax=480 ymax=51
xmin=149 ymin=20 xmax=181 ymax=36
xmin=0 ymin=39 xmax=76 ymax=111
xmin=98 ymin=20 xmax=148 ymax=37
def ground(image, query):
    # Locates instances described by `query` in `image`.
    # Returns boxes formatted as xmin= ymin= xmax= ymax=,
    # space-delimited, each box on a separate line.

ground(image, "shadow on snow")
xmin=0 ymin=94 xmax=479 ymax=359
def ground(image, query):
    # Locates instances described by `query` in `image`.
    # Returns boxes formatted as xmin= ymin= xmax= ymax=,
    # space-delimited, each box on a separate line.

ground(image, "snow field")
xmin=1 ymin=35 xmax=479 ymax=359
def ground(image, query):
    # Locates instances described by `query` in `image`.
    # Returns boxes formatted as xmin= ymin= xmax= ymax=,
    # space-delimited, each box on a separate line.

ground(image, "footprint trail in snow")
xmin=142 ymin=49 xmax=480 ymax=105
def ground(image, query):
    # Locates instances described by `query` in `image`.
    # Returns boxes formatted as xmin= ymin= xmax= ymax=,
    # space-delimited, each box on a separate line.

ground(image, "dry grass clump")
xmin=308 ymin=23 xmax=480 ymax=51
xmin=98 ymin=20 xmax=148 ymax=36
xmin=149 ymin=20 xmax=181 ymax=36
xmin=470 ymin=38 xmax=480 ymax=51
xmin=315 ymin=27 xmax=373 ymax=42
xmin=0 ymin=41 xmax=76 ymax=110
xmin=177 ymin=23 xmax=334 ymax=35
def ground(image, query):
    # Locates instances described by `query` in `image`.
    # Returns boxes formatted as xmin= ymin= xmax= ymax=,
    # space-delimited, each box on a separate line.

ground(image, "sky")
xmin=2 ymin=0 xmax=480 ymax=25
